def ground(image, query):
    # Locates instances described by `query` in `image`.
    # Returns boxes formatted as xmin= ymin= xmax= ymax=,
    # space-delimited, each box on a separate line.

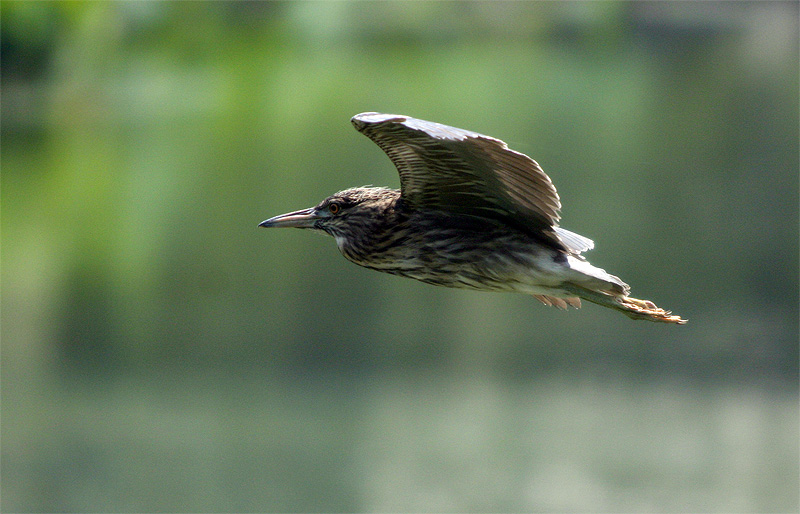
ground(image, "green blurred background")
xmin=2 ymin=1 xmax=798 ymax=512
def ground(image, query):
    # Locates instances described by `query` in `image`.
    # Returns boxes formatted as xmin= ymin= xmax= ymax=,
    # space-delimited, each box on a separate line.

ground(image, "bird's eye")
xmin=328 ymin=202 xmax=341 ymax=215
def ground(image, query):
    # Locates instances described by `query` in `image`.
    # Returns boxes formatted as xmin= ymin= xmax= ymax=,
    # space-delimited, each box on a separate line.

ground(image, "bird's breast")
xmin=335 ymin=220 xmax=570 ymax=293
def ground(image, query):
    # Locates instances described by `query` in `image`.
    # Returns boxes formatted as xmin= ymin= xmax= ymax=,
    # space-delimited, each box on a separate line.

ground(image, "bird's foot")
xmin=617 ymin=296 xmax=687 ymax=324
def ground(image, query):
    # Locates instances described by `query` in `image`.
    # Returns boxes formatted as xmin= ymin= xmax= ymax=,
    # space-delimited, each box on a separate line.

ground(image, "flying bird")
xmin=260 ymin=113 xmax=685 ymax=324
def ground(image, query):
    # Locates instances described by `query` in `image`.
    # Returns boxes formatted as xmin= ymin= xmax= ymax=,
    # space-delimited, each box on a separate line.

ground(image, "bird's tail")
xmin=561 ymin=283 xmax=686 ymax=324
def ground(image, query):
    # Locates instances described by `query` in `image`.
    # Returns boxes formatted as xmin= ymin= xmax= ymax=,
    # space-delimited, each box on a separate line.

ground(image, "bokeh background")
xmin=2 ymin=1 xmax=798 ymax=512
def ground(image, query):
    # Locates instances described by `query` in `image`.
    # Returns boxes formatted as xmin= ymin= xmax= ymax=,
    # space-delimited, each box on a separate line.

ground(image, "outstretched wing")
xmin=351 ymin=112 xmax=570 ymax=250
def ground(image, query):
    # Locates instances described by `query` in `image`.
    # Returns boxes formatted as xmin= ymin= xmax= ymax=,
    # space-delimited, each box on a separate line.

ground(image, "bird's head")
xmin=259 ymin=187 xmax=400 ymax=246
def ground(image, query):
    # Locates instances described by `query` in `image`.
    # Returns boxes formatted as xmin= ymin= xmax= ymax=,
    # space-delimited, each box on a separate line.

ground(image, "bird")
xmin=259 ymin=112 xmax=685 ymax=324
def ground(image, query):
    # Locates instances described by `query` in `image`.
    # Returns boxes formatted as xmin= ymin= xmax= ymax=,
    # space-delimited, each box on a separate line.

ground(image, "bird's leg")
xmin=561 ymin=283 xmax=687 ymax=324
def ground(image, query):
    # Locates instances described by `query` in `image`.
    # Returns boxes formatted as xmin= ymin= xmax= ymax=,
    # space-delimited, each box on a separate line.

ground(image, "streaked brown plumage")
xmin=260 ymin=113 xmax=685 ymax=324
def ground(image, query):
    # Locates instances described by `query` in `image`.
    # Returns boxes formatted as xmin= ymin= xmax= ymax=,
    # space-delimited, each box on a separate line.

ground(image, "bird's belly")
xmin=359 ymin=247 xmax=571 ymax=295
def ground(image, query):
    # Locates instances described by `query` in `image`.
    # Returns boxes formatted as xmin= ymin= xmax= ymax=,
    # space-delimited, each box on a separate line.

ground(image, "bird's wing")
xmin=554 ymin=227 xmax=594 ymax=254
xmin=351 ymin=112 xmax=566 ymax=248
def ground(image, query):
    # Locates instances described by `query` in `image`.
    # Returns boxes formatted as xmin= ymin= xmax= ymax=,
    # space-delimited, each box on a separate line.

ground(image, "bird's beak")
xmin=258 ymin=207 xmax=319 ymax=229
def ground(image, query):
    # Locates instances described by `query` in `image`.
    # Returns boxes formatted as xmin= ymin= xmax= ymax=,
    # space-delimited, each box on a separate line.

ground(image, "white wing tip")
xmin=351 ymin=112 xmax=407 ymax=127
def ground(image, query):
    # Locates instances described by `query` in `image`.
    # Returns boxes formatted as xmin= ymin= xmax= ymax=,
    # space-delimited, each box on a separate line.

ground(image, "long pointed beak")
xmin=258 ymin=207 xmax=319 ymax=229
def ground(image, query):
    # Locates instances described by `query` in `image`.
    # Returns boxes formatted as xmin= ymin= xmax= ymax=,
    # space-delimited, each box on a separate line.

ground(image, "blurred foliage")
xmin=2 ymin=1 xmax=798 ymax=512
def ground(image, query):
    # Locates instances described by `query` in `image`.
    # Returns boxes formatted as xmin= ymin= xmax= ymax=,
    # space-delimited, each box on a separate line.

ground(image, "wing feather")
xmin=352 ymin=112 xmax=571 ymax=250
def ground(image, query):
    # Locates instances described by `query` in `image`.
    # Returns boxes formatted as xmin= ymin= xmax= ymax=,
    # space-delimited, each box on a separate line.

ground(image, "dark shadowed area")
xmin=2 ymin=2 xmax=798 ymax=512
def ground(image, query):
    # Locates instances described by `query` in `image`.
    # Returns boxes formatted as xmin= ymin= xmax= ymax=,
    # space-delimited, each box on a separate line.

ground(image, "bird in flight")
xmin=260 ymin=113 xmax=685 ymax=324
